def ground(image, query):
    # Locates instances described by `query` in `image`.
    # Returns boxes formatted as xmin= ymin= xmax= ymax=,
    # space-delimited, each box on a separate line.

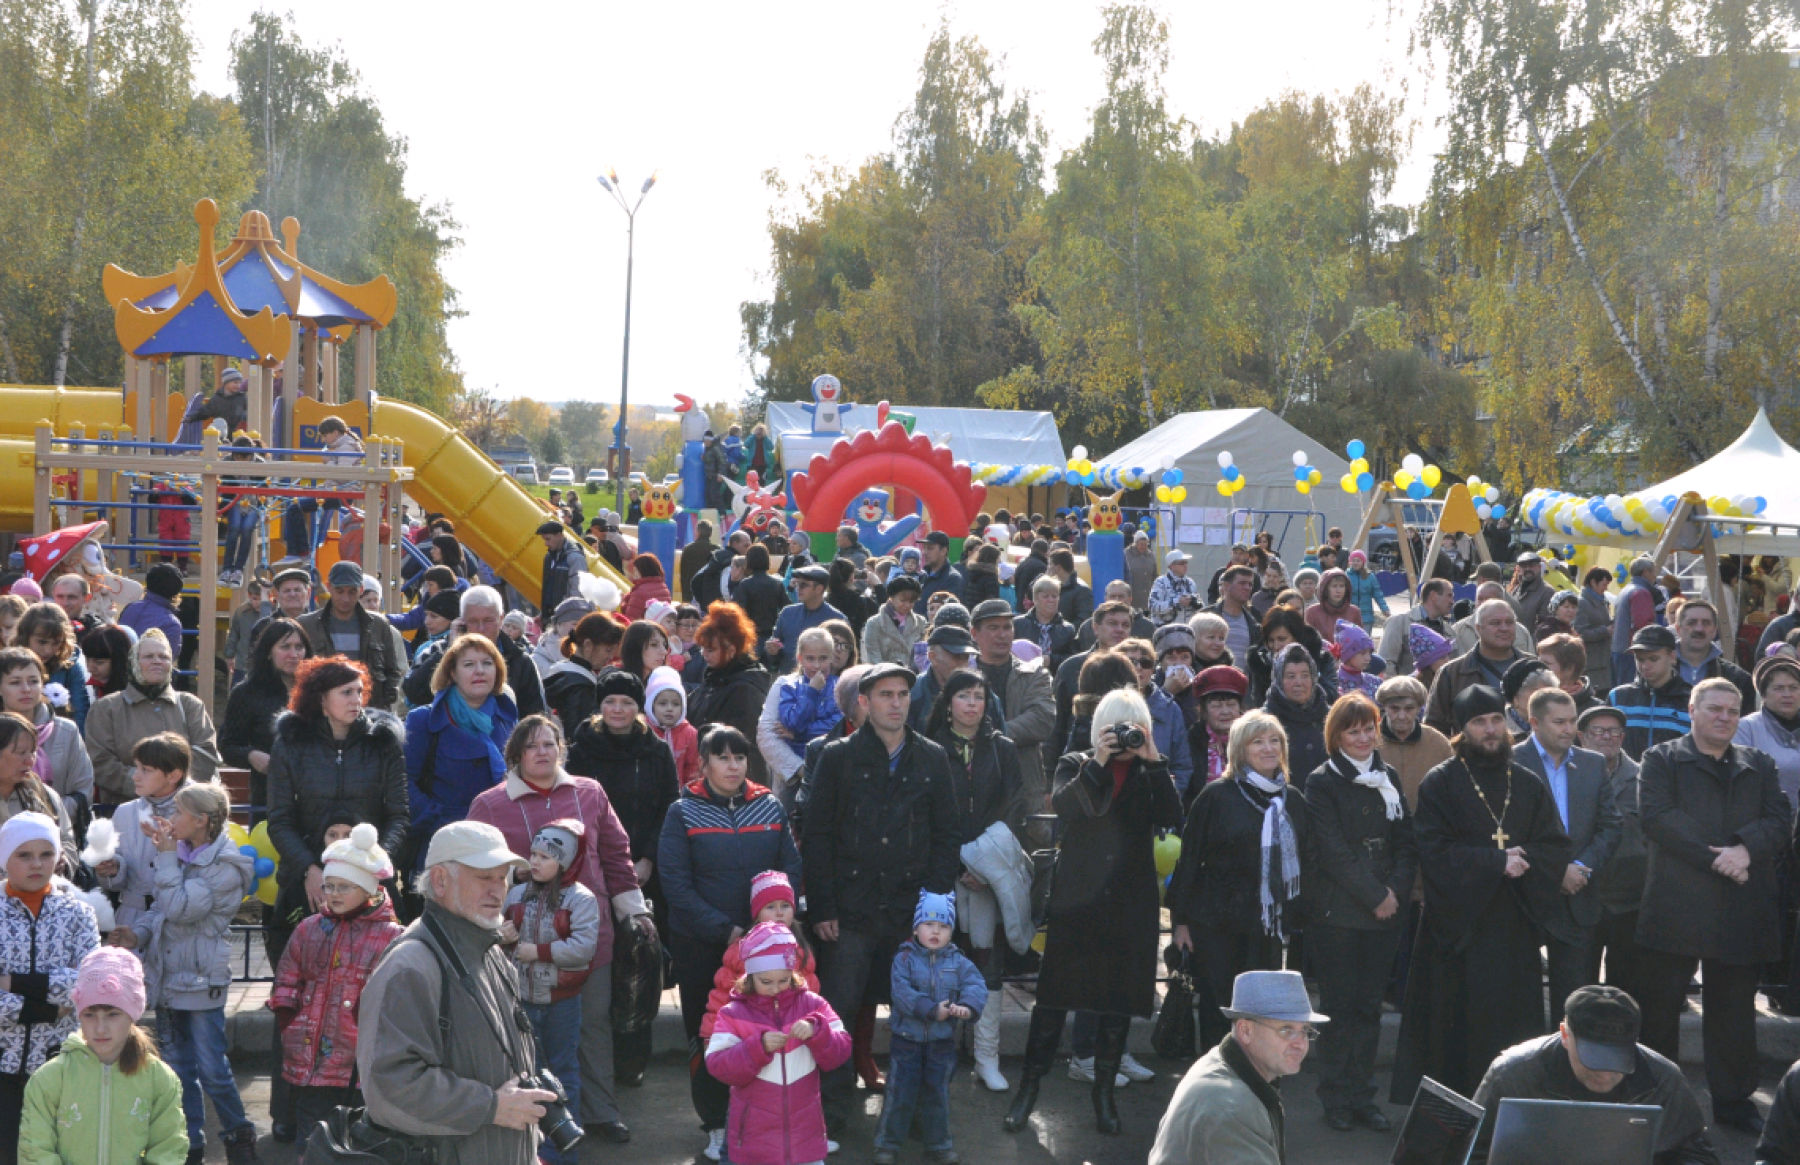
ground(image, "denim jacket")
xmin=887 ymin=937 xmax=988 ymax=1043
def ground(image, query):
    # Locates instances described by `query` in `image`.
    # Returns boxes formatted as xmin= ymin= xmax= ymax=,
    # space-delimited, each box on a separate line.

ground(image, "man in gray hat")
xmin=1149 ymin=548 xmax=1199 ymax=627
xmin=297 ymin=559 xmax=403 ymax=709
xmin=766 ymin=563 xmax=845 ymax=675
xmin=1392 ymin=684 xmax=1573 ymax=1102
xmin=969 ymin=598 xmax=1055 ymax=814
xmin=1470 ymin=985 xmax=1717 ymax=1164
xmin=1149 ymin=970 xmax=1326 ymax=1165
xmin=1124 ymin=529 xmax=1157 ymax=610
xmin=357 ymin=821 xmax=559 ymax=1165
xmin=907 ymin=624 xmax=980 ymax=733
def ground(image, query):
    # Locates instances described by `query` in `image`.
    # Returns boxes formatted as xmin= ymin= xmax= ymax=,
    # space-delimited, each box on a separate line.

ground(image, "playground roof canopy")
xmin=766 ymin=402 xmax=1066 ymax=468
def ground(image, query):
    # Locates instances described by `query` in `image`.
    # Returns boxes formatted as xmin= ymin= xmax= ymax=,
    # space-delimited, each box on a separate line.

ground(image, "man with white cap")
xmin=1149 ymin=970 xmax=1326 ymax=1165
xmin=1149 ymin=549 xmax=1199 ymax=627
xmin=357 ymin=820 xmax=557 ymax=1165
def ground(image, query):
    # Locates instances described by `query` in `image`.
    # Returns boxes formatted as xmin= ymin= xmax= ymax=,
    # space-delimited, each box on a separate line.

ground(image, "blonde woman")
xmin=1168 ymin=710 xmax=1310 ymax=1047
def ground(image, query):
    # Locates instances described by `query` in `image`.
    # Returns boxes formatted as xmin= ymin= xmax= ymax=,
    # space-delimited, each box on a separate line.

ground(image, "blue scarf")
xmin=446 ymin=687 xmax=495 ymax=738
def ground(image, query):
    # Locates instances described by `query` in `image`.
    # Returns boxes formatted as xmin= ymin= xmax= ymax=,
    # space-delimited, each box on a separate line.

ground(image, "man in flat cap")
xmin=1391 ymin=684 xmax=1573 ymax=1103
xmin=765 ymin=564 xmax=845 ymax=676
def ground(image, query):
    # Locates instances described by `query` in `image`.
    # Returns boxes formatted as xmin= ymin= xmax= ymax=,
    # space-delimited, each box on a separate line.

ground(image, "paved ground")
xmin=202 ymin=1051 xmax=1776 ymax=1164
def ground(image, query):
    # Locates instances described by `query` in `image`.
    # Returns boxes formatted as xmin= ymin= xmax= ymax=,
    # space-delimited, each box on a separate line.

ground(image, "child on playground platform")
xmin=20 ymin=947 xmax=186 ymax=1165
xmin=267 ymin=823 xmax=403 ymax=1142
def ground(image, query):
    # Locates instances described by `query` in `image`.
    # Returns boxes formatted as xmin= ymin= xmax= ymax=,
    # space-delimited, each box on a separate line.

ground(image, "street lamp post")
xmin=597 ymin=168 xmax=658 ymax=518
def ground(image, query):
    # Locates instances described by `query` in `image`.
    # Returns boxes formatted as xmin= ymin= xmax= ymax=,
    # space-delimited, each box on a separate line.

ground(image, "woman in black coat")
xmin=1004 ymin=687 xmax=1181 ymax=1137
xmin=565 ymin=667 xmax=682 ymax=1083
xmin=925 ymin=671 xmax=1027 ymax=1091
xmin=218 ymin=617 xmax=311 ymax=819
xmin=541 ymin=612 xmax=619 ymax=742
xmin=686 ymin=602 xmax=773 ymax=784
xmin=1303 ymin=693 xmax=1418 ymax=1132
xmin=1169 ymin=708 xmax=1311 ymax=1049
xmin=1264 ymin=641 xmax=1332 ymax=792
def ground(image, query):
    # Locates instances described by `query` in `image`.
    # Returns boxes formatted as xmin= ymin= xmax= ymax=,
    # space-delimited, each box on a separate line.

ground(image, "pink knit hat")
xmin=741 ymin=921 xmax=799 ymax=975
xmin=70 ymin=947 xmax=146 ymax=1021
xmin=749 ymin=871 xmax=795 ymax=919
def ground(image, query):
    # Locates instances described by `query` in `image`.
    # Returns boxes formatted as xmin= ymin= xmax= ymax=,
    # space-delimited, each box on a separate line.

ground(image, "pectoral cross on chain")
xmin=1492 ymin=825 xmax=1510 ymax=849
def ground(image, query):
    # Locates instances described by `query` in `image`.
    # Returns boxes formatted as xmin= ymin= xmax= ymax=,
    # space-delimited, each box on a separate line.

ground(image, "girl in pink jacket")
xmin=705 ymin=922 xmax=851 ymax=1165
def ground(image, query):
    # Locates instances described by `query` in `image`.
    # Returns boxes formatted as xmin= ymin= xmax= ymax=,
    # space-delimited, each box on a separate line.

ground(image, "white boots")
xmin=973 ymin=992 xmax=1009 ymax=1091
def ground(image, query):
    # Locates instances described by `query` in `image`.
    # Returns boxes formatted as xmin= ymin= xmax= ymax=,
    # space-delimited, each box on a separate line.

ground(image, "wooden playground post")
xmin=354 ymin=324 xmax=376 ymax=405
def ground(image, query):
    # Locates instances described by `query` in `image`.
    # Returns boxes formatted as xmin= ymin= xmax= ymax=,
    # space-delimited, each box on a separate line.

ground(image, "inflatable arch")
xmin=789 ymin=423 xmax=986 ymax=561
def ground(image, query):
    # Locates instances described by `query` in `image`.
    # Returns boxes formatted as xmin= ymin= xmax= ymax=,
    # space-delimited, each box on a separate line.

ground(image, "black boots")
xmin=1091 ymin=1015 xmax=1129 ymax=1136
xmin=1003 ymin=1008 xmax=1067 ymax=1133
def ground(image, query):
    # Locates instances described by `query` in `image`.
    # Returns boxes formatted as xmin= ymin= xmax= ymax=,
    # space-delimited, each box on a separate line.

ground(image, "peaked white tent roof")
xmin=1101 ymin=408 xmax=1362 ymax=581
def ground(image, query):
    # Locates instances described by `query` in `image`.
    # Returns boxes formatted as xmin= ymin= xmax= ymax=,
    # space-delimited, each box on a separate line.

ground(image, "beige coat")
xmin=83 ymin=687 xmax=219 ymax=805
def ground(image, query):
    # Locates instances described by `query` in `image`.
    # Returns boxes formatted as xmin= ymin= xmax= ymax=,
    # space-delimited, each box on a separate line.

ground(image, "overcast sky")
xmin=183 ymin=1 xmax=1441 ymax=409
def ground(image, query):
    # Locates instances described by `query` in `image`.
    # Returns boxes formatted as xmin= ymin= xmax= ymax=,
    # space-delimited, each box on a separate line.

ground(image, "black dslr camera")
xmin=1111 ymin=723 xmax=1147 ymax=752
xmin=523 ymin=1068 xmax=583 ymax=1154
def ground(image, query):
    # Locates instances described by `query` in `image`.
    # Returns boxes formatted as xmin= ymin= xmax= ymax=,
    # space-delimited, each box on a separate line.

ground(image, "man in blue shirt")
xmin=1516 ymin=686 xmax=1621 ymax=1025
xmin=766 ymin=564 xmax=845 ymax=675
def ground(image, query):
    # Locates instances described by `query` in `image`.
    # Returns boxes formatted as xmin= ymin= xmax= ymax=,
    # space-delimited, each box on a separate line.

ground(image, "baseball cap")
xmin=1628 ymin=625 xmax=1678 ymax=654
xmin=927 ymin=626 xmax=976 ymax=655
xmin=923 ymin=531 xmax=951 ymax=549
xmin=1164 ymin=549 xmax=1191 ymax=569
xmin=424 ymin=820 xmax=527 ymax=872
xmin=1563 ymin=985 xmax=1640 ymax=1075
xmin=792 ymin=565 xmax=830 ymax=585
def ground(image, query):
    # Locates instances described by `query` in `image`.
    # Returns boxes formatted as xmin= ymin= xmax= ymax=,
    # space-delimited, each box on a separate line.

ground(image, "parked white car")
xmin=548 ymin=466 xmax=575 ymax=486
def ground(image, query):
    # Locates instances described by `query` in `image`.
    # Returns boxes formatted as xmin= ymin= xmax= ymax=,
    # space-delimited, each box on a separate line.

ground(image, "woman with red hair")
xmin=686 ymin=603 xmax=773 ymax=784
xmin=622 ymin=554 xmax=672 ymax=622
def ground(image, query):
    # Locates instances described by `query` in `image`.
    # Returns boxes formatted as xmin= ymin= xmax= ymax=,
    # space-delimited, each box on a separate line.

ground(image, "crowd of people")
xmin=4 ymin=492 xmax=1800 ymax=1164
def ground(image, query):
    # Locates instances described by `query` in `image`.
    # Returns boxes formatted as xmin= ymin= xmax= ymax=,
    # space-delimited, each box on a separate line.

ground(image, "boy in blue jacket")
xmin=875 ymin=890 xmax=987 ymax=1165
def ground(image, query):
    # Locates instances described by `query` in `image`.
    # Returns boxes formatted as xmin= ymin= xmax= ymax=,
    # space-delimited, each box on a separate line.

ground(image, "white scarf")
xmin=1345 ymin=752 xmax=1404 ymax=821
xmin=1239 ymin=770 xmax=1301 ymax=941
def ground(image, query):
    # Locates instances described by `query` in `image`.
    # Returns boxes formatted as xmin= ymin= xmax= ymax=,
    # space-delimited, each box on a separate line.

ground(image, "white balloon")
xmin=1159 ymin=455 xmax=1175 ymax=470
xmin=1217 ymin=451 xmax=1234 ymax=469
xmin=1072 ymin=446 xmax=1088 ymax=461
xmin=1485 ymin=486 xmax=1499 ymax=504
xmin=1402 ymin=453 xmax=1424 ymax=473
xmin=1477 ymin=503 xmax=1492 ymax=519
xmin=1292 ymin=450 xmax=1308 ymax=467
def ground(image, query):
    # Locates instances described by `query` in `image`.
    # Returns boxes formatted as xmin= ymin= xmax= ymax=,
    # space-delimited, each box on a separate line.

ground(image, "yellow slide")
xmin=372 ymin=397 xmax=627 ymax=599
xmin=0 ymin=386 xmax=134 ymax=533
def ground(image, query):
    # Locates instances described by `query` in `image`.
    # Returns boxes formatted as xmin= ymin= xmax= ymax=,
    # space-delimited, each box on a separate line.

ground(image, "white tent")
xmin=1529 ymin=409 xmax=1800 ymax=557
xmin=1100 ymin=408 xmax=1363 ymax=583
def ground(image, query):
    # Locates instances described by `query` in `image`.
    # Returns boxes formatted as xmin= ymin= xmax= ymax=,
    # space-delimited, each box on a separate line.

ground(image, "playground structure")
xmin=787 ymin=421 xmax=986 ymax=562
xmin=1349 ymin=481 xmax=1496 ymax=594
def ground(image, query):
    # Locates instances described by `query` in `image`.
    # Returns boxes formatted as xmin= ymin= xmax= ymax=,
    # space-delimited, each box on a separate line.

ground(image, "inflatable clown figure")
xmin=720 ymin=472 xmax=787 ymax=539
xmin=847 ymin=490 xmax=921 ymax=557
xmin=20 ymin=521 xmax=143 ymax=624
xmin=802 ymin=373 xmax=855 ymax=436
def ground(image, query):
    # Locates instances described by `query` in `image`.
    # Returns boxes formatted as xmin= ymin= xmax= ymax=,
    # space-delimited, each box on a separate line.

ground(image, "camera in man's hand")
xmin=1111 ymin=723 xmax=1147 ymax=752
xmin=523 ymin=1068 xmax=583 ymax=1153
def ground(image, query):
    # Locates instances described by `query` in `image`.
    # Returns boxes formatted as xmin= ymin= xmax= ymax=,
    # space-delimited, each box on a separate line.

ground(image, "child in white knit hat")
xmin=268 ymin=823 xmax=403 ymax=1148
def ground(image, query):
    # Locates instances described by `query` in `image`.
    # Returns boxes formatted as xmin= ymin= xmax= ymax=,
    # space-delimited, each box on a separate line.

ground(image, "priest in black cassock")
xmin=1391 ymin=684 xmax=1574 ymax=1103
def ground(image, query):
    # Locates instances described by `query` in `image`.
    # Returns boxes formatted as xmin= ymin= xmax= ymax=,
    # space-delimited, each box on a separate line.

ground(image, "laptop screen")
xmin=1487 ymin=1098 xmax=1660 ymax=1165
xmin=1392 ymin=1078 xmax=1485 ymax=1165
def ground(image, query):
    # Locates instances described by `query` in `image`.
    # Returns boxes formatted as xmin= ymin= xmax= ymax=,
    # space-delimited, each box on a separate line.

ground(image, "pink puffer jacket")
xmin=705 ymin=985 xmax=850 ymax=1165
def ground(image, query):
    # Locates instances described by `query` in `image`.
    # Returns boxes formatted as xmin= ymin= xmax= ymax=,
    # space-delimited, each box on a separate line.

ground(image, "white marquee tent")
xmin=1100 ymin=408 xmax=1363 ymax=582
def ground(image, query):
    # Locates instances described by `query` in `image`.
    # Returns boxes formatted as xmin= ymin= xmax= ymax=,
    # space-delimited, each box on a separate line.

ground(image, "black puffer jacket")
xmin=688 ymin=653 xmax=773 ymax=782
xmin=219 ymin=674 xmax=290 ymax=769
xmin=541 ymin=656 xmax=600 ymax=742
xmin=565 ymin=720 xmax=680 ymax=865
xmin=802 ymin=722 xmax=961 ymax=934
xmin=1169 ymin=772 xmax=1311 ymax=937
xmin=265 ymin=710 xmax=409 ymax=885
xmin=928 ymin=724 xmax=1027 ymax=846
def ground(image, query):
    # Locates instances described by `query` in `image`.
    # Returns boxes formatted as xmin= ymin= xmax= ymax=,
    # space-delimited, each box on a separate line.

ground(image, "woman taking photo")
xmin=403 ymin=634 xmax=516 ymax=875
xmin=0 ymin=647 xmax=92 ymax=817
xmin=219 ymin=617 xmax=310 ymax=819
xmin=687 ymin=603 xmax=773 ymax=784
xmin=657 ymin=725 xmax=802 ymax=1159
xmin=1303 ymin=693 xmax=1417 ymax=1133
xmin=924 ymin=671 xmax=1026 ymax=1093
xmin=543 ymin=612 xmax=624 ymax=742
xmin=1004 ymin=688 xmax=1181 ymax=1137
xmin=466 ymin=714 xmax=649 ymax=1145
xmin=1168 ymin=710 xmax=1309 ymax=1048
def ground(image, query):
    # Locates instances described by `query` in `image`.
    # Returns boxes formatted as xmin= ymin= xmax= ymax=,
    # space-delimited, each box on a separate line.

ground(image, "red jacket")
xmin=623 ymin=577 xmax=673 ymax=622
xmin=268 ymin=894 xmax=404 ymax=1088
xmin=465 ymin=768 xmax=645 ymax=969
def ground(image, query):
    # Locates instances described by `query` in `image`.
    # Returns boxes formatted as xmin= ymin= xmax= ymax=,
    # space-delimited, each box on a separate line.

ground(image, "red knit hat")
xmin=750 ymin=870 xmax=795 ymax=918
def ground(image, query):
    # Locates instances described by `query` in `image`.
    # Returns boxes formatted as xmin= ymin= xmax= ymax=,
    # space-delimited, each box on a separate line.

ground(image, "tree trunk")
xmin=1703 ymin=85 xmax=1733 ymax=387
xmin=51 ymin=1 xmax=102 ymax=388
xmin=1129 ymin=204 xmax=1155 ymax=427
xmin=0 ymin=308 xmax=19 ymax=385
